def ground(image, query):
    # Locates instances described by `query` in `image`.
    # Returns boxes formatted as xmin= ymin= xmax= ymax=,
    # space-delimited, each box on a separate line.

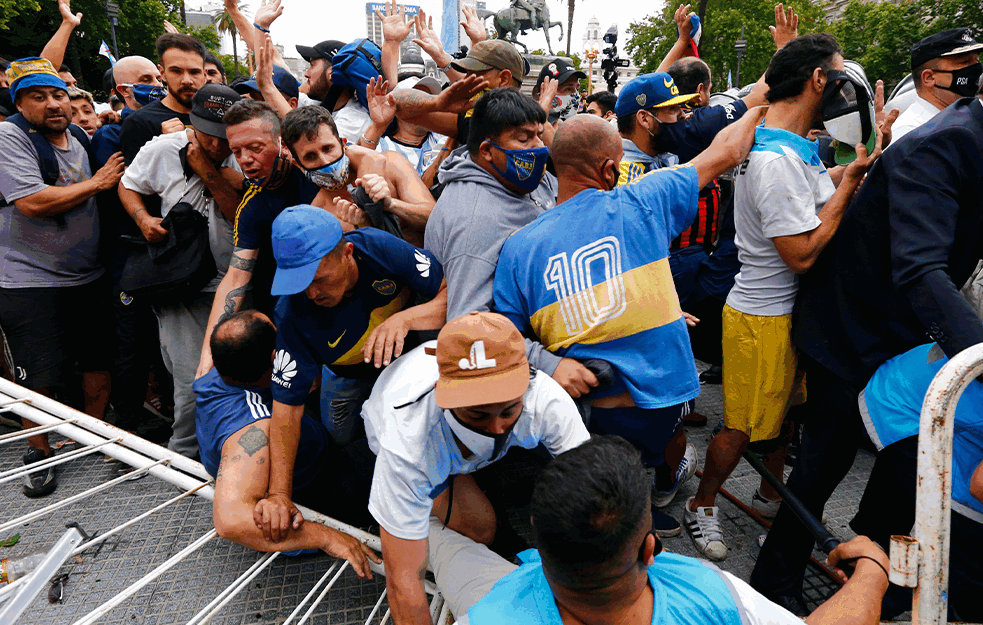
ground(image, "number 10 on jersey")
xmin=544 ymin=236 xmax=628 ymax=336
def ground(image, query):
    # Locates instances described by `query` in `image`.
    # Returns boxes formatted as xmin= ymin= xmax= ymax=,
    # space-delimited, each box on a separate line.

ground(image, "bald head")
xmin=552 ymin=115 xmax=622 ymax=177
xmin=113 ymin=56 xmax=162 ymax=109
xmin=211 ymin=311 xmax=277 ymax=384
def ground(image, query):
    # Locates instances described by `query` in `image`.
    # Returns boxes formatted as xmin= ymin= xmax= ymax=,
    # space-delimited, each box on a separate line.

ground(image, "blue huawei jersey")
xmin=468 ymin=549 xmax=743 ymax=625
xmin=272 ymin=228 xmax=444 ymax=406
xmin=860 ymin=343 xmax=983 ymax=522
xmin=494 ymin=165 xmax=701 ymax=408
xmin=193 ymin=368 xmax=330 ymax=491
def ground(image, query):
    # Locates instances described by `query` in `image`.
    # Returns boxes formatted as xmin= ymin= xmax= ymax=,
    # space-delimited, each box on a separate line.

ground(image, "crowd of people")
xmin=1 ymin=0 xmax=982 ymax=622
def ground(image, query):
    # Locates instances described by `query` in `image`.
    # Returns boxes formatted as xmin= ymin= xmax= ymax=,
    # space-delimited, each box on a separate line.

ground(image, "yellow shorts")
xmin=721 ymin=304 xmax=806 ymax=442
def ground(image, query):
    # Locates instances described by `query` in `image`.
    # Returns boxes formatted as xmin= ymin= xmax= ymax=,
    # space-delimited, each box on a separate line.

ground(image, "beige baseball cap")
xmin=432 ymin=312 xmax=530 ymax=409
xmin=451 ymin=40 xmax=528 ymax=83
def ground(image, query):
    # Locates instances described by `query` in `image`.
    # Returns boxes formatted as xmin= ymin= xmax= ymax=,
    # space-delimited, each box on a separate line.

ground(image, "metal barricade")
xmin=0 ymin=378 xmax=449 ymax=624
xmin=888 ymin=342 xmax=983 ymax=625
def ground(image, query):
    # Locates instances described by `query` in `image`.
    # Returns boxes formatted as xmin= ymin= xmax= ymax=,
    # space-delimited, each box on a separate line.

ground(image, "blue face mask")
xmin=123 ymin=83 xmax=166 ymax=107
xmin=488 ymin=142 xmax=549 ymax=192
xmin=305 ymin=152 xmax=350 ymax=191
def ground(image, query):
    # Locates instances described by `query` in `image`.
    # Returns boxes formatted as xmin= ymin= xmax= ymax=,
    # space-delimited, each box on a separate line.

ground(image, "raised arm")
xmin=255 ymin=33 xmax=293 ymax=118
xmin=689 ymin=105 xmax=768 ymax=189
xmin=393 ymin=74 xmax=489 ymax=136
xmin=657 ymin=4 xmax=695 ymax=74
xmin=413 ymin=10 xmax=465 ymax=83
xmin=41 ymin=0 xmax=82 ymax=71
xmin=378 ymin=0 xmax=412 ymax=88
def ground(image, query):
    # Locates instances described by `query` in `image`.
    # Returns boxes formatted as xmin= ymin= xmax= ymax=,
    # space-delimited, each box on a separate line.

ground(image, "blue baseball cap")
xmin=7 ymin=57 xmax=68 ymax=101
xmin=614 ymin=72 xmax=699 ymax=119
xmin=271 ymin=205 xmax=344 ymax=296
xmin=234 ymin=65 xmax=300 ymax=100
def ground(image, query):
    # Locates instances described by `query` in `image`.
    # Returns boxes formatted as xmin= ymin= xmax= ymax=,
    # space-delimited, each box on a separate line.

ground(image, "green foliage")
xmin=830 ymin=0 xmax=983 ymax=89
xmin=626 ymin=0 xmax=827 ymax=90
xmin=0 ymin=0 xmax=40 ymax=31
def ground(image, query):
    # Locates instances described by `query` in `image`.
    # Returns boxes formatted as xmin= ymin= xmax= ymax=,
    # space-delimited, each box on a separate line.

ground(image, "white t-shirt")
xmin=333 ymin=98 xmax=371 ymax=144
xmin=378 ymin=132 xmax=447 ymax=176
xmin=889 ymin=94 xmax=943 ymax=145
xmin=361 ymin=342 xmax=590 ymax=541
xmin=120 ymin=131 xmax=239 ymax=292
xmin=727 ymin=126 xmax=833 ymax=316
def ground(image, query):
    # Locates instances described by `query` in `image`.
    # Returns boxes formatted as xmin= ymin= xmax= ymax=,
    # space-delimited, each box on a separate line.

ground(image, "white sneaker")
xmin=751 ymin=489 xmax=781 ymax=519
xmin=683 ymin=497 xmax=728 ymax=561
xmin=652 ymin=444 xmax=698 ymax=508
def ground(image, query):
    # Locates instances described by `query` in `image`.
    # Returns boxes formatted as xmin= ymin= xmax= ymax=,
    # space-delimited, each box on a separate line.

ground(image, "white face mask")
xmin=442 ymin=409 xmax=517 ymax=461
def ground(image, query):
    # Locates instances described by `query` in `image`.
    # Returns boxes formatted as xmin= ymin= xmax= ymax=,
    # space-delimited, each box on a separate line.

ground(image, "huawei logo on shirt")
xmin=272 ymin=350 xmax=297 ymax=388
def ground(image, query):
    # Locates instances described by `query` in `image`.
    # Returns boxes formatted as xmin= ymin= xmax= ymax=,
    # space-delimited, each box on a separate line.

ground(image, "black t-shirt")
xmin=657 ymin=100 xmax=749 ymax=163
xmin=233 ymin=165 xmax=321 ymax=317
xmin=119 ymin=100 xmax=191 ymax=165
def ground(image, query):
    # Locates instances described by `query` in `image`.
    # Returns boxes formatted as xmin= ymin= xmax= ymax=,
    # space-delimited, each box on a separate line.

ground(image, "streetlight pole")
xmin=105 ymin=0 xmax=120 ymax=58
xmin=734 ymin=25 xmax=747 ymax=89
xmin=586 ymin=49 xmax=597 ymax=96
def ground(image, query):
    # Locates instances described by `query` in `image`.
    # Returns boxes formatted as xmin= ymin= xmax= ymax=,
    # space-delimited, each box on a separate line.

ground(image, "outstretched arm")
xmin=378 ymin=0 xmax=412 ymax=88
xmin=197 ymin=248 xmax=258 ymax=379
xmin=41 ymin=0 xmax=82 ymax=71
xmin=212 ymin=421 xmax=380 ymax=577
xmin=807 ymin=536 xmax=890 ymax=625
xmin=413 ymin=10 xmax=465 ymax=82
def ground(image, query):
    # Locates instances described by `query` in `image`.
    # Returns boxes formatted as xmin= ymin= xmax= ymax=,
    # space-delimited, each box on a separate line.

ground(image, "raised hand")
xmin=770 ymin=3 xmax=798 ymax=50
xmin=58 ymin=0 xmax=82 ymax=28
xmin=538 ymin=75 xmax=558 ymax=113
xmin=366 ymin=77 xmax=397 ymax=127
xmin=377 ymin=0 xmax=412 ymax=43
xmin=460 ymin=5 xmax=488 ymax=45
xmin=412 ymin=9 xmax=451 ymax=67
xmin=673 ymin=4 xmax=693 ymax=41
xmin=163 ymin=19 xmax=179 ymax=34
xmin=253 ymin=0 xmax=284 ymax=30
xmin=436 ymin=74 xmax=491 ymax=114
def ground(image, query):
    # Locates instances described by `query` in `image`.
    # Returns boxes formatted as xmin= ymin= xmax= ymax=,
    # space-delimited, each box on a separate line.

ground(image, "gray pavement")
xmin=0 ymin=362 xmax=882 ymax=624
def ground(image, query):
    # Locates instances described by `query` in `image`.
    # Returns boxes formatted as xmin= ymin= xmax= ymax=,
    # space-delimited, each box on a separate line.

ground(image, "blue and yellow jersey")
xmin=494 ymin=165 xmax=701 ymax=409
xmin=271 ymin=228 xmax=444 ymax=406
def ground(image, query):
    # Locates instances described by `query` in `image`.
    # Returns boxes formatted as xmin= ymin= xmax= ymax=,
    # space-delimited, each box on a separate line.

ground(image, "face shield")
xmin=821 ymin=66 xmax=876 ymax=166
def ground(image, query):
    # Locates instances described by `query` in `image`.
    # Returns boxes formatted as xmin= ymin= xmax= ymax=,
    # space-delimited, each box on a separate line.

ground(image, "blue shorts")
xmin=589 ymin=400 xmax=695 ymax=467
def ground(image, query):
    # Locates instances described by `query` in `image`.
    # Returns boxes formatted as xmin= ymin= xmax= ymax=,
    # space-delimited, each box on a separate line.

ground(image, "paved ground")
xmin=0 ymin=363 xmax=881 ymax=624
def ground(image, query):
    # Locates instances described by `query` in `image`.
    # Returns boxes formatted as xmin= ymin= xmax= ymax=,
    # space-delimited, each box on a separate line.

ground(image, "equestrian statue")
xmin=478 ymin=0 xmax=564 ymax=55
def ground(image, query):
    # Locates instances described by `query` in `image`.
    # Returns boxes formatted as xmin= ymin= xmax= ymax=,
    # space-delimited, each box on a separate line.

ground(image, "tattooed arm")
xmin=212 ymin=420 xmax=381 ymax=576
xmin=196 ymin=247 xmax=260 ymax=379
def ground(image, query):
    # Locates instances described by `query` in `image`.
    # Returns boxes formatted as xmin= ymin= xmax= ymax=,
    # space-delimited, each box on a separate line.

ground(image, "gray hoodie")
xmin=424 ymin=149 xmax=562 ymax=375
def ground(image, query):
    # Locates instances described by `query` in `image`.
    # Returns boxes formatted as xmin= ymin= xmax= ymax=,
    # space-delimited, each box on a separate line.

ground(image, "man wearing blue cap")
xmin=0 ymin=57 xmax=126 ymax=496
xmin=614 ymin=72 xmax=700 ymax=183
xmin=253 ymin=205 xmax=446 ymax=538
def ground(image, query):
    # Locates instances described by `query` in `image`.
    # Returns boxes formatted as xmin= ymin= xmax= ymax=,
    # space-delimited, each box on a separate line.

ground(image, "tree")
xmin=830 ymin=0 xmax=983 ymax=89
xmin=213 ymin=2 xmax=244 ymax=78
xmin=0 ymin=0 xmax=40 ymax=31
xmin=565 ymin=0 xmax=575 ymax=56
xmin=626 ymin=0 xmax=827 ymax=90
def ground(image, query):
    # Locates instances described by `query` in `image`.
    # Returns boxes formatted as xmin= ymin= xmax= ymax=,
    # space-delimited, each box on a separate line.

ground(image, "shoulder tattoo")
xmin=238 ymin=425 xmax=270 ymax=457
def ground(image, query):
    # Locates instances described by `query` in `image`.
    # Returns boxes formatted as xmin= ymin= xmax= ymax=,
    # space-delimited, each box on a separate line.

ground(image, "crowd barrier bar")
xmin=0 ymin=377 xmax=444 ymax=624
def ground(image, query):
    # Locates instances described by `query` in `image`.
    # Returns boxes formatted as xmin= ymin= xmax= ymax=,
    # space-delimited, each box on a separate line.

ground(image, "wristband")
xmin=847 ymin=556 xmax=889 ymax=579
xmin=360 ymin=135 xmax=378 ymax=147
xmin=253 ymin=23 xmax=270 ymax=33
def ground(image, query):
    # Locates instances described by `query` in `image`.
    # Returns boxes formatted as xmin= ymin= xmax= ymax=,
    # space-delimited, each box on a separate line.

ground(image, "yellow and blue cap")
xmin=7 ymin=57 xmax=68 ymax=101
xmin=271 ymin=205 xmax=343 ymax=296
xmin=614 ymin=72 xmax=699 ymax=118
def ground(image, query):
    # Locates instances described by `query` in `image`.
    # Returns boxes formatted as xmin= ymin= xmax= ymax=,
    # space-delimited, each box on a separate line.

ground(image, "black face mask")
xmin=934 ymin=63 xmax=983 ymax=98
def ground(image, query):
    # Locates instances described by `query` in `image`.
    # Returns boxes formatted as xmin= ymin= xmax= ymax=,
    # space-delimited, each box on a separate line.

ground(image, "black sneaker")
xmin=651 ymin=507 xmax=682 ymax=537
xmin=23 ymin=447 xmax=58 ymax=498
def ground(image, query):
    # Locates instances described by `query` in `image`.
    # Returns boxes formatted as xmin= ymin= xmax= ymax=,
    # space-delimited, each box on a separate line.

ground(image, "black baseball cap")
xmin=297 ymin=40 xmax=345 ymax=64
xmin=190 ymin=84 xmax=241 ymax=139
xmin=234 ymin=65 xmax=300 ymax=100
xmin=910 ymin=28 xmax=983 ymax=70
xmin=534 ymin=58 xmax=587 ymax=94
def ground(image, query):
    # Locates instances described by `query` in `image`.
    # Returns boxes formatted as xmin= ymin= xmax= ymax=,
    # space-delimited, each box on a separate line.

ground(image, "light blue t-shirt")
xmin=860 ymin=343 xmax=983 ymax=522
xmin=468 ymin=549 xmax=745 ymax=625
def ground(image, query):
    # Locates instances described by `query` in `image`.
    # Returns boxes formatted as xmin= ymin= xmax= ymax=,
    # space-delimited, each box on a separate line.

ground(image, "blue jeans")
xmin=319 ymin=366 xmax=375 ymax=445
xmin=588 ymin=400 xmax=694 ymax=469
